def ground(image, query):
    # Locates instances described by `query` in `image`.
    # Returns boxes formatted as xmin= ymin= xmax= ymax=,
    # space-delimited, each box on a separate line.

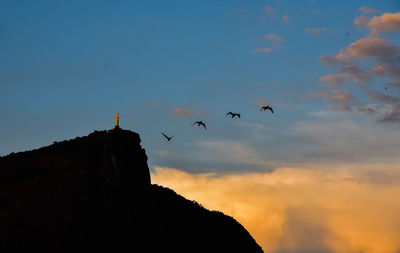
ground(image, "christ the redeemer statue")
xmin=114 ymin=113 xmax=120 ymax=128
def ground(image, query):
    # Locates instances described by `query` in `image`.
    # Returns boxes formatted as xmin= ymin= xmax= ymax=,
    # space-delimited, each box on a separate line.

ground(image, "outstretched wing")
xmin=237 ymin=114 xmax=241 ymax=118
xmin=260 ymin=107 xmax=265 ymax=112
xmin=161 ymin=132 xmax=169 ymax=139
xmin=226 ymin=112 xmax=233 ymax=116
xmin=268 ymin=107 xmax=274 ymax=113
xmin=201 ymin=122 xmax=207 ymax=129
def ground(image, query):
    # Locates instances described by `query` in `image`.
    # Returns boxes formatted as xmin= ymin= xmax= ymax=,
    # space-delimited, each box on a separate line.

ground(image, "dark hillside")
xmin=0 ymin=128 xmax=263 ymax=252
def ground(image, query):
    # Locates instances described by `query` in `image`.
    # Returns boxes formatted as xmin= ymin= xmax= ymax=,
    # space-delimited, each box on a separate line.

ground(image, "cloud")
xmin=155 ymin=110 xmax=400 ymax=174
xmin=370 ymin=59 xmax=400 ymax=80
xmin=328 ymin=104 xmax=352 ymax=112
xmin=282 ymin=15 xmax=290 ymax=23
xmin=265 ymin=33 xmax=283 ymax=44
xmin=320 ymin=37 xmax=398 ymax=63
xmin=356 ymin=104 xmax=383 ymax=115
xmin=368 ymin=12 xmax=400 ymax=34
xmin=318 ymin=14 xmax=400 ymax=124
xmin=152 ymin=166 xmax=400 ymax=253
xmin=288 ymin=112 xmax=400 ymax=162
xmin=264 ymin=6 xmax=274 ymax=15
xmin=253 ymin=98 xmax=271 ymax=106
xmin=305 ymin=27 xmax=329 ymax=34
xmin=356 ymin=103 xmax=400 ymax=123
xmin=310 ymin=92 xmax=331 ymax=100
xmin=319 ymin=55 xmax=342 ymax=67
xmin=331 ymin=89 xmax=355 ymax=102
xmin=347 ymin=37 xmax=397 ymax=58
xmin=378 ymin=104 xmax=400 ymax=123
xmin=173 ymin=107 xmax=193 ymax=118
xmin=369 ymin=91 xmax=400 ymax=103
xmin=387 ymin=81 xmax=400 ymax=90
xmin=320 ymin=74 xmax=347 ymax=87
xmin=310 ymin=90 xmax=354 ymax=102
xmin=319 ymin=56 xmax=370 ymax=86
xmin=342 ymin=63 xmax=371 ymax=85
xmin=354 ymin=16 xmax=371 ymax=26
xmin=255 ymin=48 xmax=272 ymax=53
xmin=359 ymin=6 xmax=378 ymax=14
xmin=320 ymin=37 xmax=398 ymax=65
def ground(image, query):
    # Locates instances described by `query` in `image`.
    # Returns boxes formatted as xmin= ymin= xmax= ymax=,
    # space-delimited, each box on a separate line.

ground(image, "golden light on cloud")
xmin=368 ymin=12 xmax=400 ymax=34
xmin=152 ymin=167 xmax=400 ymax=253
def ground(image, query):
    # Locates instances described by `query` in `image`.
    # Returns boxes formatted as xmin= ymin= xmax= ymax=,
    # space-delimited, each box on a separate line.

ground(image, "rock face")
xmin=0 ymin=128 xmax=263 ymax=252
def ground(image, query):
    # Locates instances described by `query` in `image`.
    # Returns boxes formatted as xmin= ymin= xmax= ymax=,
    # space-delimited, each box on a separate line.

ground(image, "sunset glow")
xmin=152 ymin=167 xmax=400 ymax=253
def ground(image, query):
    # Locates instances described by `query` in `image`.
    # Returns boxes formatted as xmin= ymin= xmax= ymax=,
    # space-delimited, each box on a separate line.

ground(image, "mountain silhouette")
xmin=0 ymin=128 xmax=263 ymax=252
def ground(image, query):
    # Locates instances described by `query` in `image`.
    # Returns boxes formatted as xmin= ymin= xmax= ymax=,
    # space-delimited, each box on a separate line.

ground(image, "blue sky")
xmin=1 ymin=0 xmax=400 ymax=172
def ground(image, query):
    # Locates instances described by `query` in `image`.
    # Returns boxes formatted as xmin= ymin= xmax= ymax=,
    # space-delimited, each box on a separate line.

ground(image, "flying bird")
xmin=260 ymin=105 xmax=274 ymax=113
xmin=161 ymin=132 xmax=175 ymax=141
xmin=193 ymin=121 xmax=207 ymax=129
xmin=226 ymin=112 xmax=241 ymax=118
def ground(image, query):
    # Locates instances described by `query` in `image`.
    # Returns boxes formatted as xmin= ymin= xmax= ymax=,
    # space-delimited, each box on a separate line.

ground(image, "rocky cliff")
xmin=0 ymin=128 xmax=263 ymax=252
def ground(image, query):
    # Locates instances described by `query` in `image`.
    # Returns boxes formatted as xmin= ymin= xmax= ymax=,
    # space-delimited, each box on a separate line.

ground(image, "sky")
xmin=1 ymin=1 xmax=400 ymax=252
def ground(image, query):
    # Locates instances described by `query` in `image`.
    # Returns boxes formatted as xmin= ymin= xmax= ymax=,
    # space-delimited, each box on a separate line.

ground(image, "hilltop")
xmin=0 ymin=128 xmax=263 ymax=252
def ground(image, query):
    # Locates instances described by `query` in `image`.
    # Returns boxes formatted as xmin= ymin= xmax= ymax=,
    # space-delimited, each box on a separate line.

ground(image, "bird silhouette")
xmin=162 ymin=132 xmax=175 ymax=141
xmin=193 ymin=121 xmax=207 ymax=129
xmin=226 ymin=112 xmax=241 ymax=118
xmin=260 ymin=105 xmax=274 ymax=113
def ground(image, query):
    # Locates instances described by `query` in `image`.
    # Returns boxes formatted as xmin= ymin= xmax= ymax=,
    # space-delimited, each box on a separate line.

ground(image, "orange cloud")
xmin=354 ymin=16 xmax=371 ymax=26
xmin=282 ymin=15 xmax=289 ymax=23
xmin=310 ymin=90 xmax=354 ymax=102
xmin=331 ymin=89 xmax=355 ymax=102
xmin=368 ymin=12 xmax=400 ymax=34
xmin=173 ymin=107 xmax=192 ymax=118
xmin=319 ymin=36 xmax=399 ymax=89
xmin=255 ymin=48 xmax=272 ymax=53
xmin=359 ymin=6 xmax=378 ymax=14
xmin=152 ymin=167 xmax=400 ymax=253
xmin=320 ymin=74 xmax=347 ymax=87
xmin=347 ymin=37 xmax=397 ymax=59
xmin=265 ymin=33 xmax=283 ymax=43
xmin=253 ymin=98 xmax=270 ymax=106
